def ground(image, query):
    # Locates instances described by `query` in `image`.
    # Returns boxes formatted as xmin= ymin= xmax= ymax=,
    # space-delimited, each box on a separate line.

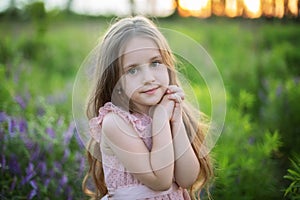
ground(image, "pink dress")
xmin=89 ymin=102 xmax=190 ymax=200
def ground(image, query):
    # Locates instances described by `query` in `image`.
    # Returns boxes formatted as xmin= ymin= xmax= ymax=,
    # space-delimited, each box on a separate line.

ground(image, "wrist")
xmin=171 ymin=118 xmax=184 ymax=134
xmin=151 ymin=105 xmax=169 ymax=120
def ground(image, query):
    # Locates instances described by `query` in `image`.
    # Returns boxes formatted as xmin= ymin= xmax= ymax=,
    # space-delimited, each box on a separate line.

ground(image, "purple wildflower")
xmin=8 ymin=154 xmax=21 ymax=175
xmin=74 ymin=129 xmax=85 ymax=150
xmin=0 ymin=112 xmax=7 ymax=123
xmin=49 ymin=168 xmax=55 ymax=178
xmin=46 ymin=127 xmax=55 ymax=139
xmin=24 ymin=138 xmax=35 ymax=150
xmin=64 ymin=122 xmax=75 ymax=146
xmin=18 ymin=119 xmax=28 ymax=133
xmin=59 ymin=174 xmax=68 ymax=187
xmin=29 ymin=145 xmax=40 ymax=161
xmin=29 ymin=180 xmax=38 ymax=200
xmin=30 ymin=180 xmax=38 ymax=190
xmin=66 ymin=186 xmax=73 ymax=200
xmin=0 ymin=113 xmax=6 ymax=139
xmin=75 ymin=152 xmax=86 ymax=176
xmin=37 ymin=161 xmax=47 ymax=176
xmin=14 ymin=95 xmax=26 ymax=109
xmin=21 ymin=163 xmax=36 ymax=185
xmin=8 ymin=117 xmax=17 ymax=137
xmin=10 ymin=176 xmax=17 ymax=191
xmin=28 ymin=189 xmax=37 ymax=200
xmin=44 ymin=178 xmax=50 ymax=189
xmin=53 ymin=161 xmax=62 ymax=172
xmin=63 ymin=148 xmax=70 ymax=162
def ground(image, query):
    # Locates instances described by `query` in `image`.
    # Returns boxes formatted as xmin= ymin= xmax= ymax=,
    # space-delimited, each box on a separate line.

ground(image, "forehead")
xmin=121 ymin=37 xmax=160 ymax=66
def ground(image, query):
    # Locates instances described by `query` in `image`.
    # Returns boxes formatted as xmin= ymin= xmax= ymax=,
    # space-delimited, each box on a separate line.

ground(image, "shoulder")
xmin=102 ymin=112 xmax=137 ymax=138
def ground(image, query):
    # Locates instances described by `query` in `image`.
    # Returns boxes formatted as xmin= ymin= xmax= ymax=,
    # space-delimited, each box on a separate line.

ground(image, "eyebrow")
xmin=124 ymin=54 xmax=162 ymax=69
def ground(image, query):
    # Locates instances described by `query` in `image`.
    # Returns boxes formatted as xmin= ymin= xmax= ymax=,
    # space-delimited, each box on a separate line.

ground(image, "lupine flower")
xmin=8 ymin=154 xmax=21 ymax=175
xmin=53 ymin=161 xmax=62 ymax=172
xmin=14 ymin=95 xmax=26 ymax=109
xmin=63 ymin=148 xmax=70 ymax=162
xmin=29 ymin=180 xmax=38 ymax=199
xmin=0 ymin=113 xmax=6 ymax=139
xmin=44 ymin=178 xmax=51 ymax=189
xmin=0 ymin=112 xmax=7 ymax=123
xmin=75 ymin=152 xmax=86 ymax=176
xmin=30 ymin=180 xmax=38 ymax=190
xmin=66 ymin=186 xmax=73 ymax=200
xmin=64 ymin=122 xmax=75 ymax=146
xmin=10 ymin=176 xmax=17 ymax=191
xmin=18 ymin=119 xmax=28 ymax=133
xmin=74 ymin=129 xmax=85 ymax=150
xmin=49 ymin=168 xmax=55 ymax=179
xmin=59 ymin=174 xmax=68 ymax=187
xmin=28 ymin=188 xmax=37 ymax=200
xmin=29 ymin=145 xmax=41 ymax=161
xmin=37 ymin=161 xmax=47 ymax=176
xmin=46 ymin=127 xmax=55 ymax=139
xmin=24 ymin=137 xmax=35 ymax=150
xmin=8 ymin=117 xmax=17 ymax=137
xmin=21 ymin=163 xmax=36 ymax=185
xmin=1 ymin=111 xmax=84 ymax=199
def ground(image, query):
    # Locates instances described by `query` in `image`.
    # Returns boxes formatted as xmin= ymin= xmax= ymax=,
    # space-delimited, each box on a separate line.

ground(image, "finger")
xmin=168 ymin=93 xmax=183 ymax=103
xmin=168 ymin=85 xmax=182 ymax=93
xmin=168 ymin=86 xmax=185 ymax=99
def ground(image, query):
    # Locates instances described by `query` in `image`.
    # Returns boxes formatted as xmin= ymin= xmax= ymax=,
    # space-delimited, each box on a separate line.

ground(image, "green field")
xmin=1 ymin=11 xmax=300 ymax=199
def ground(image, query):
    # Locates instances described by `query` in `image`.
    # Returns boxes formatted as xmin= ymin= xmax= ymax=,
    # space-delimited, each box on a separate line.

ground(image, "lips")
xmin=142 ymin=86 xmax=159 ymax=94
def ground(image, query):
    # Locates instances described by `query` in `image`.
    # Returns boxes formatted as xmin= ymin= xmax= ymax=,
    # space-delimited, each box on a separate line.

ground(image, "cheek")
xmin=123 ymin=77 xmax=140 ymax=97
xmin=159 ymin=67 xmax=170 ymax=86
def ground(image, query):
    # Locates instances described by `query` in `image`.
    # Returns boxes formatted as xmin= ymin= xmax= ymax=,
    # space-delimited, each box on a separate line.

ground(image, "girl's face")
xmin=121 ymin=36 xmax=169 ymax=113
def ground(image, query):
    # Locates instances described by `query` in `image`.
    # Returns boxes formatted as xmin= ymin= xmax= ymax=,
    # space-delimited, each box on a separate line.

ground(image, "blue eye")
xmin=127 ymin=67 xmax=138 ymax=75
xmin=150 ymin=61 xmax=161 ymax=68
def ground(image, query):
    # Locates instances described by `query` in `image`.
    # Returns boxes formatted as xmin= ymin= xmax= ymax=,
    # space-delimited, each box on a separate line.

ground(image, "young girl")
xmin=82 ymin=16 xmax=213 ymax=200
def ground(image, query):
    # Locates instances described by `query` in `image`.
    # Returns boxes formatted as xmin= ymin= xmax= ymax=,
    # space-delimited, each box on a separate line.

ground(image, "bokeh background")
xmin=1 ymin=0 xmax=300 ymax=199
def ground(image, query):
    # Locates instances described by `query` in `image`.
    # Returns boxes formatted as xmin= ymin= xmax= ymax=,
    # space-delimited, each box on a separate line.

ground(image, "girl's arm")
xmin=167 ymin=86 xmax=200 ymax=188
xmin=171 ymin=112 xmax=200 ymax=188
xmin=101 ymin=99 xmax=175 ymax=191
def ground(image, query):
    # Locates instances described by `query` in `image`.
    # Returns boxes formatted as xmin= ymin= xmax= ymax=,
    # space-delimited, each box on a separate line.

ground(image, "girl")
xmin=82 ymin=16 xmax=213 ymax=200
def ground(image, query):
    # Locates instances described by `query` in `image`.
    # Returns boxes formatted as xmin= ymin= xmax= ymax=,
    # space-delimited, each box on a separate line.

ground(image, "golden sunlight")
xmin=176 ymin=0 xmax=299 ymax=18
xmin=178 ymin=0 xmax=211 ymax=17
xmin=288 ymin=0 xmax=299 ymax=15
xmin=243 ymin=0 xmax=261 ymax=18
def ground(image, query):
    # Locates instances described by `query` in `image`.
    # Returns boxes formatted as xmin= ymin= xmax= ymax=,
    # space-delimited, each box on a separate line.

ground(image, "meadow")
xmin=1 ymin=8 xmax=300 ymax=200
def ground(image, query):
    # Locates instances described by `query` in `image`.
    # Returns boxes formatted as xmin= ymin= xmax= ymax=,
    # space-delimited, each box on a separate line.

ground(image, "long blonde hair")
xmin=82 ymin=16 xmax=213 ymax=199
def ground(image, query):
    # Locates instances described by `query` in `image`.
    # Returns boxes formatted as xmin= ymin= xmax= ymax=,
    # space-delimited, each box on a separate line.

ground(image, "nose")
xmin=142 ymin=65 xmax=155 ymax=84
